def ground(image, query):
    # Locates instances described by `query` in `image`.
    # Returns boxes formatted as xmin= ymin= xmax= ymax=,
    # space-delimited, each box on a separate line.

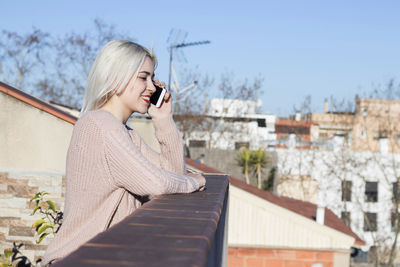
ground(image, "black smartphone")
xmin=150 ymin=84 xmax=167 ymax=108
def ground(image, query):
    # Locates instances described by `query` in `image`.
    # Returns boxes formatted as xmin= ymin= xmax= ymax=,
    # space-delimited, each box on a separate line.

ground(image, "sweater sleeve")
xmin=132 ymin=115 xmax=186 ymax=175
xmin=102 ymin=124 xmax=200 ymax=196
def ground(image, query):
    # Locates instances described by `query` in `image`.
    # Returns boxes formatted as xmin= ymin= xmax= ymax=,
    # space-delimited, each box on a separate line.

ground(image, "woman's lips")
xmin=142 ymin=95 xmax=151 ymax=103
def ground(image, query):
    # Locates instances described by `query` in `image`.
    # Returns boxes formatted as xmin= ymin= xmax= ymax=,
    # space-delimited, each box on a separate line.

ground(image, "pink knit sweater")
xmin=42 ymin=109 xmax=201 ymax=265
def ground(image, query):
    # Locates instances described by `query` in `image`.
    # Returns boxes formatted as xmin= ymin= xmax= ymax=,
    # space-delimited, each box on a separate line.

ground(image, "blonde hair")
xmin=80 ymin=40 xmax=156 ymax=114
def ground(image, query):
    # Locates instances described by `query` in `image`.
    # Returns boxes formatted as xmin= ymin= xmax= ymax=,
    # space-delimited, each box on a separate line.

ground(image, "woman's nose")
xmin=148 ymin=81 xmax=156 ymax=93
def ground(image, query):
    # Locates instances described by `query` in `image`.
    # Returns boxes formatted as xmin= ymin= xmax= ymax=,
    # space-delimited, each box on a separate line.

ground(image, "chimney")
xmin=324 ymin=99 xmax=329 ymax=113
xmin=288 ymin=133 xmax=296 ymax=149
xmin=204 ymin=94 xmax=211 ymax=115
xmin=295 ymin=112 xmax=301 ymax=121
xmin=379 ymin=137 xmax=389 ymax=154
xmin=316 ymin=206 xmax=325 ymax=225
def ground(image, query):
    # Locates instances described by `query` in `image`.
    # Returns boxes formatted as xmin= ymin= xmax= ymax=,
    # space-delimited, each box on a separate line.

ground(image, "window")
xmin=319 ymin=132 xmax=328 ymax=138
xmin=342 ymin=181 xmax=352 ymax=202
xmin=364 ymin=212 xmax=377 ymax=231
xmin=393 ymin=182 xmax=400 ymax=201
xmin=373 ymin=131 xmax=379 ymax=140
xmin=362 ymin=108 xmax=368 ymax=116
xmin=365 ymin=182 xmax=378 ymax=202
xmin=347 ymin=133 xmax=353 ymax=147
xmin=361 ymin=130 xmax=366 ymax=139
xmin=189 ymin=140 xmax=206 ymax=148
xmin=257 ymin=119 xmax=266 ymax=127
xmin=235 ymin=142 xmax=249 ymax=150
xmin=368 ymin=246 xmax=378 ymax=262
xmin=279 ymin=135 xmax=288 ymax=140
xmin=396 ymin=132 xmax=400 ymax=143
xmin=341 ymin=211 xmax=351 ymax=226
xmin=391 ymin=212 xmax=400 ymax=232
xmin=351 ymin=248 xmax=368 ymax=263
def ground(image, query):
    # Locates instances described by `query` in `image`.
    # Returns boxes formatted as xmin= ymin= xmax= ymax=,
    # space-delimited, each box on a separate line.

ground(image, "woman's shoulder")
xmin=76 ymin=109 xmax=125 ymax=132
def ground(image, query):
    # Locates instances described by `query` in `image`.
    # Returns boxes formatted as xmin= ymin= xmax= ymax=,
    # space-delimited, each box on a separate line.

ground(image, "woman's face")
xmin=118 ymin=56 xmax=156 ymax=114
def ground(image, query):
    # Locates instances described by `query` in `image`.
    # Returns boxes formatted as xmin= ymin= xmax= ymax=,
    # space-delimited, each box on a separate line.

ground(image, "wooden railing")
xmin=53 ymin=174 xmax=229 ymax=267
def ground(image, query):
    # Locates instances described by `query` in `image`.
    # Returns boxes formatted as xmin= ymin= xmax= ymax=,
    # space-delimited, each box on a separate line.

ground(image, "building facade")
xmin=186 ymin=98 xmax=276 ymax=150
xmin=276 ymin=147 xmax=400 ymax=264
xmin=0 ymin=82 xmax=75 ymax=262
xmin=310 ymin=98 xmax=400 ymax=153
xmin=187 ymin=159 xmax=363 ymax=267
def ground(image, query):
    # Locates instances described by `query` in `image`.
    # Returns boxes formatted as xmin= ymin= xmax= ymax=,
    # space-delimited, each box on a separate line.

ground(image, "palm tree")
xmin=251 ymin=148 xmax=269 ymax=189
xmin=236 ymin=148 xmax=251 ymax=184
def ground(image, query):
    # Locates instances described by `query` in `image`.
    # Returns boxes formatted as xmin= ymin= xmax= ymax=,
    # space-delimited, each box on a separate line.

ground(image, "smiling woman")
xmin=101 ymin=57 xmax=158 ymax=116
xmin=42 ymin=40 xmax=206 ymax=266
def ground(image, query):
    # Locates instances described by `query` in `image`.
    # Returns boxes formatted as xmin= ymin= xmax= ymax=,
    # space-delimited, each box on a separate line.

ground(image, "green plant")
xmin=0 ymin=248 xmax=12 ymax=267
xmin=0 ymin=192 xmax=63 ymax=266
xmin=251 ymin=149 xmax=269 ymax=189
xmin=30 ymin=192 xmax=63 ymax=244
xmin=262 ymin=167 xmax=276 ymax=191
xmin=236 ymin=148 xmax=252 ymax=184
xmin=0 ymin=243 xmax=35 ymax=267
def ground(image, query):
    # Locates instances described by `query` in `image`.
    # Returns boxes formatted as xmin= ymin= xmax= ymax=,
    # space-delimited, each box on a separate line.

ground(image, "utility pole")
xmin=168 ymin=40 xmax=210 ymax=91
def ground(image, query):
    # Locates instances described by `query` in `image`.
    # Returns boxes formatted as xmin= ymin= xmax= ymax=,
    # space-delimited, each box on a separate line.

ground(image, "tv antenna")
xmin=166 ymin=29 xmax=210 ymax=92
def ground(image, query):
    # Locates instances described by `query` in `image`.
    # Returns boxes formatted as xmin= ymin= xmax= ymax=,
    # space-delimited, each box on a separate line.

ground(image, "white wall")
xmin=188 ymin=98 xmax=276 ymax=150
xmin=276 ymin=148 xmax=400 ymax=250
xmin=228 ymin=185 xmax=355 ymax=249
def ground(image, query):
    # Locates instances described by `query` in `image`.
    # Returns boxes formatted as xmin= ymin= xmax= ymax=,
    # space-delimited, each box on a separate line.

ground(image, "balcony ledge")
xmin=53 ymin=174 xmax=229 ymax=267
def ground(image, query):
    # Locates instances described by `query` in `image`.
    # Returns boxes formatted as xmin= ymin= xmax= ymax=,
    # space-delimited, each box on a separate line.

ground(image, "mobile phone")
xmin=150 ymin=84 xmax=167 ymax=108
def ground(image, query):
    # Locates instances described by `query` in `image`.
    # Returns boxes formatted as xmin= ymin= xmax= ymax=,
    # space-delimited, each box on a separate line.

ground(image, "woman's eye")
xmin=139 ymin=76 xmax=147 ymax=80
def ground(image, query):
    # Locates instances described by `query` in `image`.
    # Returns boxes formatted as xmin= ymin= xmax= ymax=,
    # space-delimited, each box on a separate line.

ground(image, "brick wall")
xmin=0 ymin=170 xmax=65 ymax=263
xmin=228 ymin=247 xmax=338 ymax=267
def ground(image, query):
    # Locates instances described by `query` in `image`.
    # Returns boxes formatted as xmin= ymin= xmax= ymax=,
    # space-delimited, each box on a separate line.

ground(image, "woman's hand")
xmin=148 ymin=81 xmax=172 ymax=119
xmin=187 ymin=173 xmax=206 ymax=192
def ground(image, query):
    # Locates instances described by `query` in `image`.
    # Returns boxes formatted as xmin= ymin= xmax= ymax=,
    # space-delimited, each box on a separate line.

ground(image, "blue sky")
xmin=1 ymin=0 xmax=400 ymax=115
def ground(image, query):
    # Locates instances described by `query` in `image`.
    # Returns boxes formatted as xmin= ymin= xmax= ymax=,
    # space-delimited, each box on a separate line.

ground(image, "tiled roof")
xmin=0 ymin=82 xmax=78 ymax=124
xmin=186 ymin=158 xmax=365 ymax=247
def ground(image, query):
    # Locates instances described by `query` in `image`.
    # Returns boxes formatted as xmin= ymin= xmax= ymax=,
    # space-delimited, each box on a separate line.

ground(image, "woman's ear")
xmin=116 ymin=80 xmax=129 ymax=96
xmin=115 ymin=89 xmax=123 ymax=97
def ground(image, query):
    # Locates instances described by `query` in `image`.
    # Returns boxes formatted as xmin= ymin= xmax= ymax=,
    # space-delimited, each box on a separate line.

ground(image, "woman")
xmin=42 ymin=40 xmax=206 ymax=265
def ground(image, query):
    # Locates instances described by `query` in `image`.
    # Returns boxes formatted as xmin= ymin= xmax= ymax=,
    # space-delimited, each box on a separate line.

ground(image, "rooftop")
xmin=186 ymin=158 xmax=365 ymax=247
xmin=0 ymin=81 xmax=77 ymax=124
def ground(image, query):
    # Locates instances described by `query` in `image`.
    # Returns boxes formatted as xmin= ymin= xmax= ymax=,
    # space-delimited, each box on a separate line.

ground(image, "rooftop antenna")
xmin=166 ymin=29 xmax=210 ymax=92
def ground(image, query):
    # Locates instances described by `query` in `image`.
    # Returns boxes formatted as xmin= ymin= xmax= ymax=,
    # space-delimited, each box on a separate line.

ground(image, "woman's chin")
xmin=138 ymin=107 xmax=149 ymax=114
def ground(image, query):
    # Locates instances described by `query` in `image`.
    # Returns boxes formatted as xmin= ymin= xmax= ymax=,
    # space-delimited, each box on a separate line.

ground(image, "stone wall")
xmin=0 ymin=170 xmax=65 ymax=264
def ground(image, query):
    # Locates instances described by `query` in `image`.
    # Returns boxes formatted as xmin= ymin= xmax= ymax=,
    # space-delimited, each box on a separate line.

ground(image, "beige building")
xmin=311 ymin=98 xmax=400 ymax=153
xmin=0 ymin=82 xmax=76 ymax=262
xmin=353 ymin=98 xmax=400 ymax=153
xmin=311 ymin=112 xmax=353 ymax=143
